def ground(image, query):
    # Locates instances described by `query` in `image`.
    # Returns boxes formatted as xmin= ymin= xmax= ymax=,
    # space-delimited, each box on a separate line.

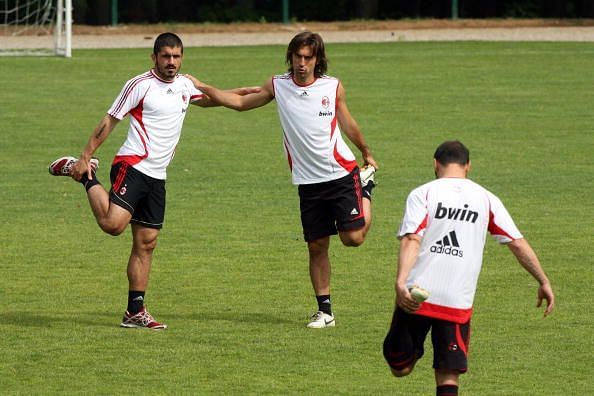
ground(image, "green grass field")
xmin=1 ymin=41 xmax=592 ymax=394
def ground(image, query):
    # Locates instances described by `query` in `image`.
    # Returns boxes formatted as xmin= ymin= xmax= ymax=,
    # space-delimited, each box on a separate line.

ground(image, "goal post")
xmin=0 ymin=0 xmax=72 ymax=57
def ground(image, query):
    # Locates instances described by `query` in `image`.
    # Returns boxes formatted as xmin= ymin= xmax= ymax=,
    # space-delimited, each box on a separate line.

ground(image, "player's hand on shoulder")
xmin=183 ymin=73 xmax=202 ymax=88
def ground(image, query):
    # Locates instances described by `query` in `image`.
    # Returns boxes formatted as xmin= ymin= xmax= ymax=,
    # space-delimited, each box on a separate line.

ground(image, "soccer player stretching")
xmin=49 ymin=33 xmax=254 ymax=329
xmin=185 ymin=32 xmax=378 ymax=328
xmin=383 ymin=140 xmax=555 ymax=395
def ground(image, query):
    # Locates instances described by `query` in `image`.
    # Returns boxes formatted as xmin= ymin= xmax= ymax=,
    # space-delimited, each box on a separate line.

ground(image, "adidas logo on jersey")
xmin=430 ymin=230 xmax=463 ymax=257
xmin=435 ymin=202 xmax=478 ymax=223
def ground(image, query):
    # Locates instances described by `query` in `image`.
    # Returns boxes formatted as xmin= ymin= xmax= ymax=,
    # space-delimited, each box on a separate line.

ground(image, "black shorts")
xmin=383 ymin=308 xmax=471 ymax=373
xmin=109 ymin=162 xmax=166 ymax=229
xmin=298 ymin=168 xmax=365 ymax=242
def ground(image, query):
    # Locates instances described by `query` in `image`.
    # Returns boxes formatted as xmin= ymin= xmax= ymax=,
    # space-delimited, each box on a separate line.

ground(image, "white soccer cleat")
xmin=307 ymin=311 xmax=335 ymax=329
xmin=409 ymin=285 xmax=430 ymax=303
xmin=49 ymin=156 xmax=99 ymax=176
xmin=360 ymin=165 xmax=376 ymax=187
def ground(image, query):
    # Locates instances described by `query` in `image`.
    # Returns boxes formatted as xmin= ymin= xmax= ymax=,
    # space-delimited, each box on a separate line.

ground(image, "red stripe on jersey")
xmin=111 ymin=72 xmax=152 ymax=117
xmin=189 ymin=94 xmax=204 ymax=102
xmin=488 ymin=209 xmax=515 ymax=240
xmin=113 ymin=97 xmax=149 ymax=166
xmin=414 ymin=301 xmax=473 ymax=324
xmin=414 ymin=214 xmax=428 ymax=234
xmin=333 ymin=141 xmax=357 ymax=173
xmin=129 ymin=97 xmax=150 ymax=141
xmin=113 ymin=155 xmax=145 ymax=167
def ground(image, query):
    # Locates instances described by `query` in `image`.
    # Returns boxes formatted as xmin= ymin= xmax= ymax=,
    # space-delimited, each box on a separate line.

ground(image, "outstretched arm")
xmin=72 ymin=114 xmax=120 ymax=181
xmin=335 ymin=82 xmax=378 ymax=170
xmin=186 ymin=74 xmax=274 ymax=111
xmin=396 ymin=234 xmax=422 ymax=312
xmin=194 ymin=85 xmax=264 ymax=108
xmin=507 ymin=238 xmax=555 ymax=317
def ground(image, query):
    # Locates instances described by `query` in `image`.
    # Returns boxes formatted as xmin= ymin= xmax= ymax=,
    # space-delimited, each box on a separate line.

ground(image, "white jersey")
xmin=107 ymin=70 xmax=203 ymax=180
xmin=398 ymin=178 xmax=522 ymax=323
xmin=272 ymin=73 xmax=357 ymax=185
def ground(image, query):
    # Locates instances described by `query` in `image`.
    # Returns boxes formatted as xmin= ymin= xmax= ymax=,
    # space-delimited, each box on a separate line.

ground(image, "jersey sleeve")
xmin=398 ymin=186 xmax=429 ymax=239
xmin=487 ymin=192 xmax=523 ymax=243
xmin=107 ymin=77 xmax=147 ymax=120
xmin=188 ymin=82 xmax=204 ymax=103
xmin=177 ymin=75 xmax=203 ymax=103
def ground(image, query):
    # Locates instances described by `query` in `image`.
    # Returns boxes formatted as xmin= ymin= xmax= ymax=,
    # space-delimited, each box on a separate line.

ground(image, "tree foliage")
xmin=71 ymin=0 xmax=594 ymax=25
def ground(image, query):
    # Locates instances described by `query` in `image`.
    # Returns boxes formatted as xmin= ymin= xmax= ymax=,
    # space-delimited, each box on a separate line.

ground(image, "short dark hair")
xmin=153 ymin=32 xmax=183 ymax=55
xmin=286 ymin=31 xmax=328 ymax=77
xmin=434 ymin=140 xmax=470 ymax=166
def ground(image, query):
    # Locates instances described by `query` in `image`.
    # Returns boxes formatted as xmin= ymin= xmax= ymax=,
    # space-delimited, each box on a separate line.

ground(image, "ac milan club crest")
xmin=321 ymin=96 xmax=330 ymax=108
xmin=119 ymin=185 xmax=127 ymax=195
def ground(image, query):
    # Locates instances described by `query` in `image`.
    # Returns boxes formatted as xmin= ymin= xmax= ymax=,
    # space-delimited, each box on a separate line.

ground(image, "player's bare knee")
xmin=340 ymin=233 xmax=365 ymax=247
xmin=98 ymin=219 xmax=127 ymax=236
xmin=140 ymin=237 xmax=158 ymax=251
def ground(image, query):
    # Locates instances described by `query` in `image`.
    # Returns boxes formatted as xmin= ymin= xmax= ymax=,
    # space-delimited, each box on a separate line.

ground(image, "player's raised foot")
xmin=360 ymin=165 xmax=376 ymax=187
xmin=120 ymin=307 xmax=167 ymax=330
xmin=409 ymin=285 xmax=430 ymax=303
xmin=360 ymin=165 xmax=376 ymax=199
xmin=48 ymin=156 xmax=99 ymax=176
xmin=307 ymin=311 xmax=335 ymax=329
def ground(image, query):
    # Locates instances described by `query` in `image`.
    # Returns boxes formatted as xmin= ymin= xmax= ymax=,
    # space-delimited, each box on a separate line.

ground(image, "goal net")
xmin=0 ymin=0 xmax=72 ymax=57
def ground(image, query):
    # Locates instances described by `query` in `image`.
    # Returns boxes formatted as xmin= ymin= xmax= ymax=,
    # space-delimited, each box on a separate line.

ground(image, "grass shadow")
xmin=173 ymin=310 xmax=297 ymax=325
xmin=0 ymin=311 xmax=117 ymax=328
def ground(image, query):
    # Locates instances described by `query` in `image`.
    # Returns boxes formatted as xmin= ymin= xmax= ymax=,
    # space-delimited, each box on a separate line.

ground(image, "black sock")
xmin=79 ymin=172 xmax=101 ymax=192
xmin=362 ymin=180 xmax=375 ymax=201
xmin=316 ymin=295 xmax=332 ymax=315
xmin=127 ymin=291 xmax=145 ymax=314
xmin=436 ymin=385 xmax=458 ymax=395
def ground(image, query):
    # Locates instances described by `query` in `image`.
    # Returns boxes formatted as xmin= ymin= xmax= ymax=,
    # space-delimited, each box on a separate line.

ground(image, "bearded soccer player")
xmin=184 ymin=31 xmax=378 ymax=328
xmin=49 ymin=33 xmax=255 ymax=330
xmin=383 ymin=140 xmax=555 ymax=395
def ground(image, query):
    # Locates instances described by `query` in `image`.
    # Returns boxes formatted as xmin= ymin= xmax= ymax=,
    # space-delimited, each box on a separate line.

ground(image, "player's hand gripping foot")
xmin=48 ymin=156 xmax=99 ymax=176
xmin=120 ymin=307 xmax=167 ymax=330
xmin=360 ymin=165 xmax=376 ymax=187
xmin=307 ymin=311 xmax=335 ymax=329
xmin=409 ymin=285 xmax=430 ymax=303
xmin=360 ymin=165 xmax=376 ymax=199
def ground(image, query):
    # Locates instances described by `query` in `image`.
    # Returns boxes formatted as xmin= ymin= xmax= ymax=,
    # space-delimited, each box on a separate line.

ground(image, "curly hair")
xmin=285 ymin=31 xmax=328 ymax=77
